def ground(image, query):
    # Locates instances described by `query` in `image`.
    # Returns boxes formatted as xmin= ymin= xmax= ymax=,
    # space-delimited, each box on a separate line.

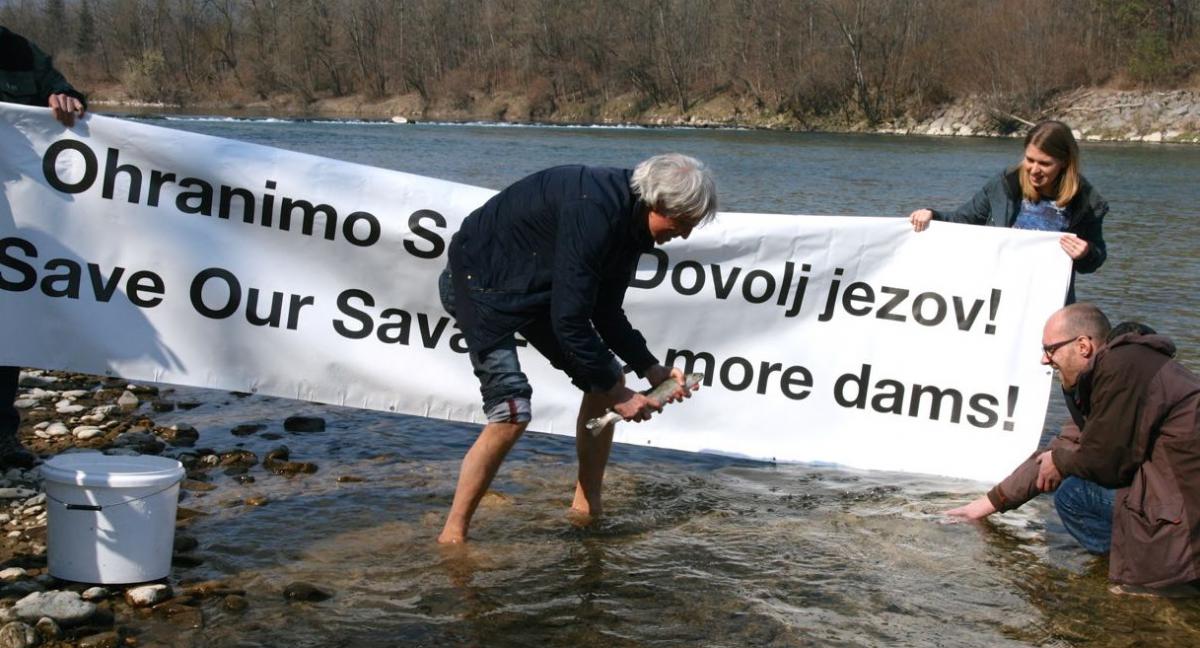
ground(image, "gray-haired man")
xmin=438 ymin=154 xmax=718 ymax=543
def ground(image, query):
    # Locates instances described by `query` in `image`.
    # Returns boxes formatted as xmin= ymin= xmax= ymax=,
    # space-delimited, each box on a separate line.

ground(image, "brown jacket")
xmin=1055 ymin=333 xmax=1200 ymax=587
xmin=988 ymin=333 xmax=1200 ymax=587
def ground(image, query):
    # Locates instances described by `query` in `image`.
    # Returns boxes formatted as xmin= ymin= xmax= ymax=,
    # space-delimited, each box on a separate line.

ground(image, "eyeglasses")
xmin=1042 ymin=335 xmax=1087 ymax=357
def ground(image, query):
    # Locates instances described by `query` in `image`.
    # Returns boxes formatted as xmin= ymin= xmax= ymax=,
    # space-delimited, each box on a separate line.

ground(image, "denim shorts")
xmin=439 ymin=269 xmax=620 ymax=423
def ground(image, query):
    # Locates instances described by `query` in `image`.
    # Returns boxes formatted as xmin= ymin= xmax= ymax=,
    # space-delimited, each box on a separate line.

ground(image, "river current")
xmin=108 ymin=114 xmax=1200 ymax=647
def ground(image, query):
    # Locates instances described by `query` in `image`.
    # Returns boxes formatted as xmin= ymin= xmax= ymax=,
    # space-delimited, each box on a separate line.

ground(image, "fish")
xmin=585 ymin=372 xmax=704 ymax=435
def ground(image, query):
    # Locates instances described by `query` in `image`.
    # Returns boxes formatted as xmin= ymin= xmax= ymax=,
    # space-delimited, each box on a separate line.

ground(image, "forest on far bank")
xmin=2 ymin=0 xmax=1198 ymax=125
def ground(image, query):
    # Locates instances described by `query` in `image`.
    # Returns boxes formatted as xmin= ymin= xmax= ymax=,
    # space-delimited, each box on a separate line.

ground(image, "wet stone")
xmin=336 ymin=475 xmax=364 ymax=483
xmin=283 ymin=582 xmax=332 ymax=602
xmin=174 ymin=535 xmax=199 ymax=552
xmin=180 ymin=479 xmax=216 ymax=493
xmin=80 ymin=587 xmax=109 ymax=602
xmin=218 ymin=450 xmax=258 ymax=468
xmin=12 ymin=591 xmax=97 ymax=626
xmin=283 ymin=416 xmax=325 ymax=432
xmin=161 ymin=424 xmax=200 ymax=446
xmin=172 ymin=554 xmax=205 ymax=569
xmin=261 ymin=433 xmax=283 ymax=441
xmin=0 ymin=621 xmax=37 ymax=648
xmin=231 ymin=424 xmax=265 ymax=437
xmin=77 ymin=630 xmax=120 ymax=648
xmin=244 ymin=496 xmax=269 ymax=506
xmin=235 ymin=474 xmax=256 ymax=485
xmin=116 ymin=391 xmax=139 ymax=412
xmin=150 ymin=401 xmax=176 ymax=412
xmin=127 ymin=383 xmax=159 ymax=396
xmin=34 ymin=616 xmax=61 ymax=640
xmin=125 ymin=584 xmax=172 ymax=607
xmin=0 ymin=568 xmax=27 ymax=581
xmin=222 ymin=595 xmax=248 ymax=612
xmin=268 ymin=461 xmax=318 ymax=476
xmin=263 ymin=446 xmax=290 ymax=463
xmin=177 ymin=401 xmax=202 ymax=411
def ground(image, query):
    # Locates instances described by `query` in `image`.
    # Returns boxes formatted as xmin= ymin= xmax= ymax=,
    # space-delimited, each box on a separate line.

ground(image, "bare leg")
xmin=572 ymin=391 xmax=616 ymax=519
xmin=438 ymin=421 xmax=528 ymax=544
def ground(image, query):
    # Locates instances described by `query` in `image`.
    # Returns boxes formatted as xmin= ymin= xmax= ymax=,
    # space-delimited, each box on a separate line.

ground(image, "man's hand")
xmin=945 ymin=496 xmax=997 ymax=521
xmin=608 ymin=384 xmax=661 ymax=422
xmin=48 ymin=93 xmax=85 ymax=127
xmin=1036 ymin=451 xmax=1062 ymax=492
xmin=643 ymin=364 xmax=691 ymax=406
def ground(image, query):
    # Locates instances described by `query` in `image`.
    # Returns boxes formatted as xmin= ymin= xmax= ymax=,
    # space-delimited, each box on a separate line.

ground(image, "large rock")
xmin=11 ymin=591 xmax=98 ymax=626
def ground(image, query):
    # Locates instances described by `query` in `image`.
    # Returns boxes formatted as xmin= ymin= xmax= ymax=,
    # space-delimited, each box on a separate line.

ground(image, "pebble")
xmin=0 ymin=568 xmax=26 ymax=581
xmin=43 ymin=422 xmax=69 ymax=437
xmin=283 ymin=415 xmax=326 ymax=432
xmin=77 ymin=630 xmax=120 ymax=648
xmin=80 ymin=587 xmax=109 ymax=602
xmin=34 ymin=617 xmax=61 ymax=640
xmin=231 ymin=424 xmax=265 ymax=436
xmin=0 ymin=489 xmax=33 ymax=500
xmin=11 ymin=399 xmax=37 ymax=409
xmin=244 ymin=496 xmax=269 ymax=506
xmin=125 ymin=584 xmax=172 ymax=607
xmin=116 ymin=391 xmax=139 ymax=412
xmin=55 ymin=403 xmax=85 ymax=415
xmin=0 ymin=621 xmax=38 ymax=648
xmin=73 ymin=426 xmax=104 ymax=440
xmin=283 ymin=581 xmax=332 ymax=602
xmin=223 ymin=594 xmax=248 ymax=612
xmin=11 ymin=591 xmax=98 ymax=626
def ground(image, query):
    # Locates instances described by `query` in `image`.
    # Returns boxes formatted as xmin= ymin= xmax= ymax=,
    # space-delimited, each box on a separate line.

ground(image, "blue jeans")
xmin=1054 ymin=476 xmax=1116 ymax=554
xmin=439 ymin=270 xmax=533 ymax=422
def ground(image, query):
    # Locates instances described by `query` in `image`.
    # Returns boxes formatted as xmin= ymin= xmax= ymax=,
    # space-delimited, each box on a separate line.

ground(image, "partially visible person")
xmin=437 ymin=154 xmax=717 ymax=544
xmin=948 ymin=303 xmax=1200 ymax=597
xmin=1 ymin=25 xmax=88 ymax=468
xmin=908 ymin=120 xmax=1107 ymax=303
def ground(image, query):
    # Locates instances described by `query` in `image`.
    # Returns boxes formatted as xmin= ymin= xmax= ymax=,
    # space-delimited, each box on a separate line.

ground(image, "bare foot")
xmin=437 ymin=527 xmax=467 ymax=544
xmin=566 ymin=507 xmax=596 ymax=528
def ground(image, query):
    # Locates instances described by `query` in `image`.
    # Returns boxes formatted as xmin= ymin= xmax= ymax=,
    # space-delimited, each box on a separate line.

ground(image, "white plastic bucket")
xmin=41 ymin=453 xmax=185 ymax=584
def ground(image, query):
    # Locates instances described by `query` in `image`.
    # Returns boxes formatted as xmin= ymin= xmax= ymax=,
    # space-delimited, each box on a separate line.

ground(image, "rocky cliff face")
xmin=883 ymin=90 xmax=1200 ymax=143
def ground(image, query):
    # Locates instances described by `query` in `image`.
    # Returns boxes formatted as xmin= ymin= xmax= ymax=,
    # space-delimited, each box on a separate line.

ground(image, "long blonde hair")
xmin=1019 ymin=120 xmax=1080 ymax=208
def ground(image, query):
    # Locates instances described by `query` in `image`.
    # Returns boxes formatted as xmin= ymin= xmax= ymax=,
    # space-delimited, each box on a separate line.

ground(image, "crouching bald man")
xmin=437 ymin=154 xmax=718 ymax=544
xmin=949 ymin=303 xmax=1200 ymax=596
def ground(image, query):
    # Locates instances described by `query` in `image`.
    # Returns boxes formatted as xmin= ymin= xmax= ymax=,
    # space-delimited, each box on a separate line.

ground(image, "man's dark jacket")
xmin=447 ymin=165 xmax=659 ymax=392
xmin=0 ymin=26 xmax=86 ymax=108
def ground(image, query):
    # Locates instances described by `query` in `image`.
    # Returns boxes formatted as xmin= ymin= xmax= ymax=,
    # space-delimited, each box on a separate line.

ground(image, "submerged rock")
xmin=283 ymin=582 xmax=332 ymax=602
xmin=283 ymin=416 xmax=325 ymax=432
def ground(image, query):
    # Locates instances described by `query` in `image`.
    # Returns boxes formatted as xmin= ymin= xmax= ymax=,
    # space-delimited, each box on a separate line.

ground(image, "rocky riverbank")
xmin=0 ymin=369 xmax=334 ymax=648
xmin=91 ymin=87 xmax=1200 ymax=144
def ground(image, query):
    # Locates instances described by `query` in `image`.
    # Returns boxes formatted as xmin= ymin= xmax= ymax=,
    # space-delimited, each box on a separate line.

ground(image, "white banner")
xmin=0 ymin=104 xmax=1071 ymax=482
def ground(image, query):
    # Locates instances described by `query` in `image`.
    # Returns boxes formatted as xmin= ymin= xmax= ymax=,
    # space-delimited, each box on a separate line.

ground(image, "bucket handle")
xmin=45 ymin=482 xmax=180 ymax=512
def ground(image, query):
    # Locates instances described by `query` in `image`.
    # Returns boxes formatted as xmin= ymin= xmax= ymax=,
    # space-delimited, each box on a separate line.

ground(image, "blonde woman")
xmin=909 ymin=120 xmax=1108 ymax=302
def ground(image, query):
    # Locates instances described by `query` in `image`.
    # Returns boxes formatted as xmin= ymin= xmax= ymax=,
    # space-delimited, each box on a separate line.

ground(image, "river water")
xmin=110 ymin=115 xmax=1200 ymax=647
